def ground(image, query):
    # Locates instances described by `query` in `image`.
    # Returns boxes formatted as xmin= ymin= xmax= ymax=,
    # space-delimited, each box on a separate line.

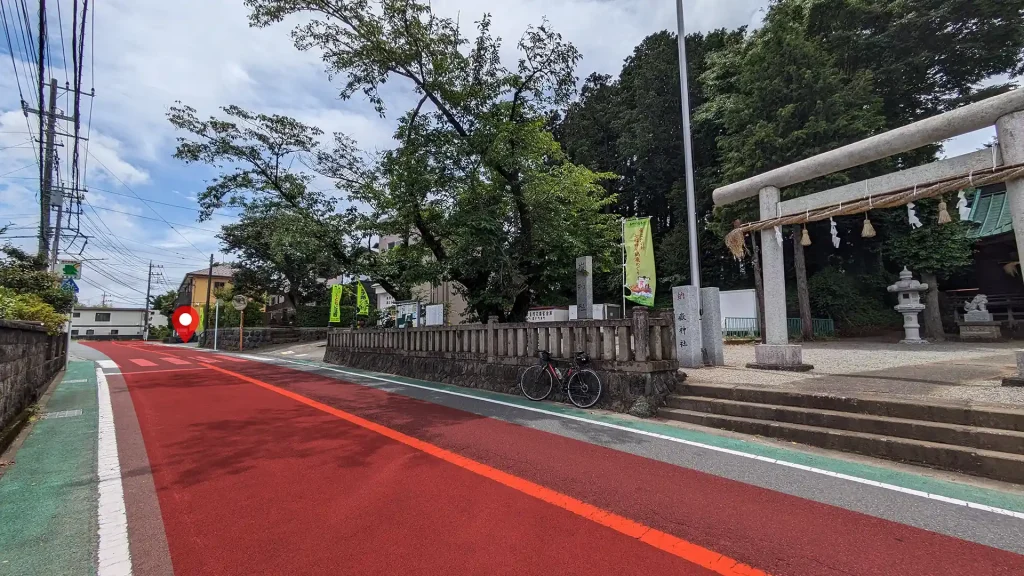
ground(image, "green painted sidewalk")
xmin=0 ymin=361 xmax=98 ymax=576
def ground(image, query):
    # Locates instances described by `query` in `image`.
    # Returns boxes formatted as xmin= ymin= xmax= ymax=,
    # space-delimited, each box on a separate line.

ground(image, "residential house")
xmin=71 ymin=307 xmax=167 ymax=339
xmin=175 ymin=265 xmax=236 ymax=324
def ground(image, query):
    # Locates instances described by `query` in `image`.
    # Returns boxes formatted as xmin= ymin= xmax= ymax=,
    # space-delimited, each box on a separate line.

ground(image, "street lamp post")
xmin=675 ymin=0 xmax=701 ymax=291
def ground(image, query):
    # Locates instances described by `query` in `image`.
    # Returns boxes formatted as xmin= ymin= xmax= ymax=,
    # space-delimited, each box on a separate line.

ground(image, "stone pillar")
xmin=631 ymin=307 xmax=650 ymax=362
xmin=758 ymin=187 xmax=788 ymax=345
xmin=997 ymin=111 xmax=1024 ymax=285
xmin=576 ymin=256 xmax=593 ymax=320
xmin=672 ymin=285 xmax=703 ymax=369
xmin=1002 ymin=350 xmax=1024 ymax=387
xmin=700 ymin=287 xmax=724 ymax=366
xmin=487 ymin=316 xmax=499 ymax=362
xmin=751 ymin=186 xmax=812 ymax=371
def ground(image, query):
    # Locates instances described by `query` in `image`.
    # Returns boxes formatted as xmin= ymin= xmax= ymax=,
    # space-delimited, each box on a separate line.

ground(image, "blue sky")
xmin=0 ymin=0 xmax=1002 ymax=308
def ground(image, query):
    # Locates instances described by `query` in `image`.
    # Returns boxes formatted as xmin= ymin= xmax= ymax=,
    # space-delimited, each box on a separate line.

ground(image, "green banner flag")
xmin=329 ymin=284 xmax=343 ymax=323
xmin=197 ymin=306 xmax=205 ymax=333
xmin=623 ymin=217 xmax=656 ymax=307
xmin=356 ymin=282 xmax=370 ymax=316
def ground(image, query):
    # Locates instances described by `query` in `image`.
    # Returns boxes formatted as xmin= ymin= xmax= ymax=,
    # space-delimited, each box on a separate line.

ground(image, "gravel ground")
xmin=686 ymin=340 xmax=1024 ymax=406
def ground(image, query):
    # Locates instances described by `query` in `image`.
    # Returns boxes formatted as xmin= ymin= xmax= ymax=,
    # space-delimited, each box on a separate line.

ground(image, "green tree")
xmin=0 ymin=245 xmax=74 ymax=315
xmin=244 ymin=0 xmax=620 ymax=320
xmin=166 ymin=104 xmax=397 ymax=296
xmin=884 ymin=201 xmax=976 ymax=340
xmin=699 ymin=9 xmax=888 ymax=331
xmin=220 ymin=203 xmax=343 ymax=310
xmin=555 ymin=30 xmax=748 ymax=297
xmin=150 ymin=290 xmax=178 ymax=328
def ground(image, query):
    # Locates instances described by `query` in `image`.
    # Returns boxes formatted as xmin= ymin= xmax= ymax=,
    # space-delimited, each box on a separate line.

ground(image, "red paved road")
xmin=87 ymin=342 xmax=1024 ymax=576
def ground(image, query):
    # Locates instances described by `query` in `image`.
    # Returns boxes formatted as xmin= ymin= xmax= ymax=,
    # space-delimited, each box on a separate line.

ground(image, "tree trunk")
xmin=920 ymin=271 xmax=946 ymax=342
xmin=749 ymin=233 xmax=767 ymax=344
xmin=792 ymin=229 xmax=813 ymax=341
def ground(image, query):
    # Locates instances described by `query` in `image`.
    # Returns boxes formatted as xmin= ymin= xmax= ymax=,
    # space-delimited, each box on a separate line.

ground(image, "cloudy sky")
xmin=0 ymin=0 xmax=1001 ymax=308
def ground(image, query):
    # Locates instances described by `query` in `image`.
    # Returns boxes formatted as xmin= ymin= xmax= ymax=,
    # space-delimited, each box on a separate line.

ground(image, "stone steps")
xmin=662 ymin=383 xmax=1024 ymax=483
xmin=659 ymin=407 xmax=1024 ymax=484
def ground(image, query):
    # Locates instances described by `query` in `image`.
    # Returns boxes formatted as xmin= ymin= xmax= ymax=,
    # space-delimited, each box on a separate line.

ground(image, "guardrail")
xmin=723 ymin=317 xmax=835 ymax=339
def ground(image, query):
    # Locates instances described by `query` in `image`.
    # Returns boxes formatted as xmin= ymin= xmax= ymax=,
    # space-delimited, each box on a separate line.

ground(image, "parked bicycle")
xmin=519 ymin=350 xmax=603 ymax=408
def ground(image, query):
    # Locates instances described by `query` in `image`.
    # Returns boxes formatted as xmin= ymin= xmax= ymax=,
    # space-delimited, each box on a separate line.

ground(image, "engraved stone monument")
xmin=958 ymin=294 xmax=1001 ymax=341
xmin=576 ymin=256 xmax=593 ymax=320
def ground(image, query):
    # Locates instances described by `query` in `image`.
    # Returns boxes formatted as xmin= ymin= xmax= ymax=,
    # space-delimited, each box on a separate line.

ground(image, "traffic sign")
xmin=232 ymin=295 xmax=248 ymax=311
xmin=60 ymin=278 xmax=79 ymax=293
xmin=59 ymin=260 xmax=82 ymax=279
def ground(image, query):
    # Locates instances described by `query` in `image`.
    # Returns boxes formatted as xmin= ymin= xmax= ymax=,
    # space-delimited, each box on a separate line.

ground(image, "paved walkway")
xmin=0 ymin=362 xmax=99 ymax=576
xmin=689 ymin=341 xmax=1024 ymax=406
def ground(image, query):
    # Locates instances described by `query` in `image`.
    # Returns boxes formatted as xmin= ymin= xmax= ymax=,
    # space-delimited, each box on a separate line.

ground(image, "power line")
xmin=85 ymin=204 xmax=221 ymax=233
xmin=0 ymin=163 xmax=37 ymax=178
xmin=88 ymin=150 xmax=210 ymax=255
xmin=88 ymin=185 xmax=239 ymax=216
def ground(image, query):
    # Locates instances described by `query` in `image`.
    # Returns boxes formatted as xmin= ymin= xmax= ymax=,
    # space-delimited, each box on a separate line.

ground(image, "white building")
xmin=372 ymin=234 xmax=470 ymax=325
xmin=71 ymin=307 xmax=166 ymax=339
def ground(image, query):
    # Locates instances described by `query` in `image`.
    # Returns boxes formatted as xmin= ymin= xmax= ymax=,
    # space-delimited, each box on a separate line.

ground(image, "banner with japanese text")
xmin=329 ymin=284 xmax=343 ymax=323
xmin=356 ymin=282 xmax=370 ymax=316
xmin=623 ymin=217 xmax=656 ymax=307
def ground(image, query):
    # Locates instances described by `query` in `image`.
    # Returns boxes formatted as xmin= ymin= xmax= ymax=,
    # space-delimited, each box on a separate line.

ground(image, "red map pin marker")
xmin=172 ymin=305 xmax=200 ymax=343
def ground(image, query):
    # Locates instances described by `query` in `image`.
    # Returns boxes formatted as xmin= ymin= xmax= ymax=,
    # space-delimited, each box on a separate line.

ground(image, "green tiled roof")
xmin=967 ymin=188 xmax=1013 ymax=239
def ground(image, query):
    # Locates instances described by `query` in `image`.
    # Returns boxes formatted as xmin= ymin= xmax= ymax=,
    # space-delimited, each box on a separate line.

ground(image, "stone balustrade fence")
xmin=325 ymin=308 xmax=679 ymax=414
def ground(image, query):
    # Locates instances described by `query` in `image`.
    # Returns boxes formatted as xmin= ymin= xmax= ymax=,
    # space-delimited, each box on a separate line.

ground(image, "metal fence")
xmin=723 ymin=317 xmax=835 ymax=339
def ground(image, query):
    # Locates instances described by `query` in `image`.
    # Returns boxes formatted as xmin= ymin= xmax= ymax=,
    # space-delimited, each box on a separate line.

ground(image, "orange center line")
xmin=198 ymin=362 xmax=769 ymax=576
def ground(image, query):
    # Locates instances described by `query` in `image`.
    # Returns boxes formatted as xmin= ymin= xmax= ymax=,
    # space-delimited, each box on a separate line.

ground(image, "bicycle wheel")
xmin=520 ymin=365 xmax=554 ymax=401
xmin=567 ymin=369 xmax=602 ymax=408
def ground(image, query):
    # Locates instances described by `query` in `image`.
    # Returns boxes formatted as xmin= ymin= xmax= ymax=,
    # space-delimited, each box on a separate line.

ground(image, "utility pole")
xmin=37 ymin=78 xmax=58 ymax=259
xmin=143 ymin=261 xmax=153 ymax=340
xmin=675 ymin=0 xmax=701 ymax=291
xmin=49 ymin=193 xmax=64 ymax=270
xmin=204 ymin=254 xmax=214 ymax=336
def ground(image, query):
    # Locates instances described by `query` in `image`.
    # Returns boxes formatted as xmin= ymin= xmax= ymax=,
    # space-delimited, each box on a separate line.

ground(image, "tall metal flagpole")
xmin=676 ymin=0 xmax=701 ymax=291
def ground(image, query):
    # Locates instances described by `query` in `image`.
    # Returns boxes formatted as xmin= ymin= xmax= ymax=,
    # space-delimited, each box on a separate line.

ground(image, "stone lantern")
xmin=887 ymin=267 xmax=929 ymax=344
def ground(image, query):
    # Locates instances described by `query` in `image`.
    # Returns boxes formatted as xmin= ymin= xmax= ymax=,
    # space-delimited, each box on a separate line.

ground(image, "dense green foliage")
xmin=151 ymin=290 xmax=177 ymax=328
xmin=556 ymin=0 xmax=1024 ymax=331
xmin=0 ymin=245 xmax=72 ymax=334
xmin=167 ymin=0 xmax=1023 ymax=331
xmin=0 ymin=287 xmax=68 ymax=335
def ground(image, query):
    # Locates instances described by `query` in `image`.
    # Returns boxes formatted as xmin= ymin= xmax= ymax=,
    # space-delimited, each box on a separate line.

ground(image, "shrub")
xmin=0 ymin=287 xmax=68 ymax=335
xmin=807 ymin=267 xmax=900 ymax=334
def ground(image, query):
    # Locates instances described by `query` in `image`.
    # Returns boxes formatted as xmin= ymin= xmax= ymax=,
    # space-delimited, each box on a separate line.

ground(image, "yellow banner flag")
xmin=623 ymin=217 xmax=656 ymax=307
xmin=356 ymin=282 xmax=370 ymax=316
xmin=329 ymin=284 xmax=343 ymax=323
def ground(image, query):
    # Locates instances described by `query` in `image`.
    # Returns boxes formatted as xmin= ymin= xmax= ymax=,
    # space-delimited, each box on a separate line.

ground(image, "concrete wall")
xmin=197 ymin=327 xmax=329 ymax=351
xmin=0 ymin=320 xmax=66 ymax=434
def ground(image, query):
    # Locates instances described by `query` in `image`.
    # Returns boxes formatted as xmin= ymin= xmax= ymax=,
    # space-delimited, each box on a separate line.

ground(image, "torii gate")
xmin=712 ymin=89 xmax=1024 ymax=370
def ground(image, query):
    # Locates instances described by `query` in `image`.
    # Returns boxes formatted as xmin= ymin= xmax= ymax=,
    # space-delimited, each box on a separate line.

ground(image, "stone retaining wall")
xmin=197 ymin=327 xmax=329 ymax=351
xmin=0 ymin=319 xmax=66 ymax=433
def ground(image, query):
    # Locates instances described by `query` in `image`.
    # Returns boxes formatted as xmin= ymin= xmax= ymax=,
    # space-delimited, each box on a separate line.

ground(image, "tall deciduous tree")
xmin=220 ymin=203 xmax=343 ymax=310
xmin=245 ymin=0 xmax=619 ymax=320
xmin=700 ymin=8 xmax=887 ymax=329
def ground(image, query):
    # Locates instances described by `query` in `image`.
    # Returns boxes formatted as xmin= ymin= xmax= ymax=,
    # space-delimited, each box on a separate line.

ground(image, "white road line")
xmin=97 ymin=360 xmax=118 ymax=370
xmin=256 ymin=355 xmax=1024 ymax=521
xmin=95 ymin=368 xmax=133 ymax=575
